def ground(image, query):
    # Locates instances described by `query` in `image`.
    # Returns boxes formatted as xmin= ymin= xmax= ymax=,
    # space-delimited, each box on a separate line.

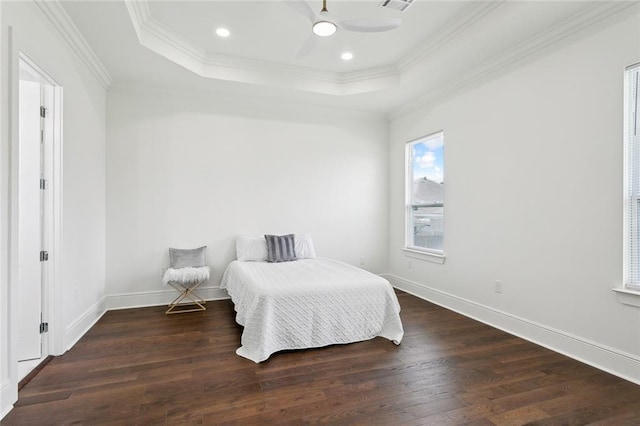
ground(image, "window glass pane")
xmin=412 ymin=206 xmax=443 ymax=250
xmin=407 ymin=132 xmax=444 ymax=253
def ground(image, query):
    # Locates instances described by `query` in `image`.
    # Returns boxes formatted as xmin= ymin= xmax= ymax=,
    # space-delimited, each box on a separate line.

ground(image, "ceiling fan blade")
xmin=337 ymin=18 xmax=402 ymax=33
xmin=296 ymin=35 xmax=318 ymax=59
xmin=283 ymin=0 xmax=318 ymax=23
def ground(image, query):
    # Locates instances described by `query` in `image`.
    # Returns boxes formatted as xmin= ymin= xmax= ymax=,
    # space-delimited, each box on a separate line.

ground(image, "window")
xmin=406 ymin=131 xmax=444 ymax=255
xmin=624 ymin=63 xmax=640 ymax=290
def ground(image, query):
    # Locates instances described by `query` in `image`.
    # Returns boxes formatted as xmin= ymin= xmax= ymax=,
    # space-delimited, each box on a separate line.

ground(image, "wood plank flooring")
xmin=4 ymin=291 xmax=640 ymax=425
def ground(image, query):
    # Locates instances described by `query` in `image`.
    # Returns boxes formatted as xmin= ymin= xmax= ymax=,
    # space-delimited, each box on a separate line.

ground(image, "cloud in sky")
xmin=429 ymin=166 xmax=443 ymax=183
xmin=421 ymin=136 xmax=443 ymax=151
xmin=412 ymin=133 xmax=444 ymax=183
xmin=416 ymin=152 xmax=436 ymax=169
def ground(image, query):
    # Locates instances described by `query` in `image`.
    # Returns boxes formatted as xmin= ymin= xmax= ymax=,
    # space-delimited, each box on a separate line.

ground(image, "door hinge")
xmin=40 ymin=250 xmax=49 ymax=262
xmin=40 ymin=178 xmax=47 ymax=190
xmin=40 ymin=322 xmax=49 ymax=334
xmin=40 ymin=106 xmax=46 ymax=118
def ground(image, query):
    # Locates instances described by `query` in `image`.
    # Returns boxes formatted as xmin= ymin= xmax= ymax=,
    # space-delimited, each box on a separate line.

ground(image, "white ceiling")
xmin=145 ymin=1 xmax=467 ymax=73
xmin=59 ymin=0 xmax=628 ymax=115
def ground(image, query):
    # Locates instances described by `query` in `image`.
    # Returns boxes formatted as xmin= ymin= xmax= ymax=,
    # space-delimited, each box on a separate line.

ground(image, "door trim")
xmin=8 ymin=43 xmax=64 ymax=404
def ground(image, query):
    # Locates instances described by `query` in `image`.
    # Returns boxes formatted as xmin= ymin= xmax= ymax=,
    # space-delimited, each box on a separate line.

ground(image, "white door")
xmin=17 ymin=80 xmax=43 ymax=361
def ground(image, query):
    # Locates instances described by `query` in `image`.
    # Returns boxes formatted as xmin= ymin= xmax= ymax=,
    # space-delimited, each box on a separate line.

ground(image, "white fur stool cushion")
xmin=163 ymin=266 xmax=210 ymax=285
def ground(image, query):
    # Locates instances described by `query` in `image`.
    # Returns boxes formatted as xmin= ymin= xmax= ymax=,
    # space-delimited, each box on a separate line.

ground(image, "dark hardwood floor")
xmin=4 ymin=291 xmax=640 ymax=425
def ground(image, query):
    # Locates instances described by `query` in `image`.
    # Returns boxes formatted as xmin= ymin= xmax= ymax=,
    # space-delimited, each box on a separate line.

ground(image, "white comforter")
xmin=220 ymin=258 xmax=404 ymax=363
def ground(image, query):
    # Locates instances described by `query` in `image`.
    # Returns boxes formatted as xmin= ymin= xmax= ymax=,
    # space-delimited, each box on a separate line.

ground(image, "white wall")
xmin=388 ymin=7 xmax=640 ymax=382
xmin=0 ymin=0 xmax=8 ymax=419
xmin=106 ymin=87 xmax=389 ymax=307
xmin=0 ymin=1 xmax=106 ymax=417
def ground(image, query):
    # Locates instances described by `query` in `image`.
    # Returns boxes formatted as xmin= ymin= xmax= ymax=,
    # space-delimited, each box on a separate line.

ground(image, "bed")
xmin=220 ymin=257 xmax=404 ymax=363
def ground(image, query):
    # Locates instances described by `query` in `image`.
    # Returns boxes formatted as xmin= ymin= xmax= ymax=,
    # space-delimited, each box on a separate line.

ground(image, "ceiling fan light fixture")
xmin=312 ymin=21 xmax=337 ymax=37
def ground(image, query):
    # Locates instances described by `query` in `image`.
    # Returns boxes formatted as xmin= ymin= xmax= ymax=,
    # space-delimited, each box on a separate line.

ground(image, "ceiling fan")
xmin=285 ymin=0 xmax=402 ymax=59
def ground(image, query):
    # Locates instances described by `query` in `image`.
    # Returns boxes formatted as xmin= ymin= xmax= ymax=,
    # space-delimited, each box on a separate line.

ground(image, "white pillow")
xmin=236 ymin=234 xmax=316 ymax=261
xmin=236 ymin=235 xmax=268 ymax=261
xmin=295 ymin=234 xmax=316 ymax=259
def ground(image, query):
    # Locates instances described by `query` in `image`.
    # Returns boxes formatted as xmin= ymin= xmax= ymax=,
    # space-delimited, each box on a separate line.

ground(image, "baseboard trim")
xmin=0 ymin=379 xmax=15 ymax=421
xmin=383 ymin=273 xmax=640 ymax=386
xmin=65 ymin=297 xmax=108 ymax=351
xmin=105 ymin=287 xmax=229 ymax=311
xmin=64 ymin=287 xmax=229 ymax=348
xmin=18 ymin=356 xmax=54 ymax=391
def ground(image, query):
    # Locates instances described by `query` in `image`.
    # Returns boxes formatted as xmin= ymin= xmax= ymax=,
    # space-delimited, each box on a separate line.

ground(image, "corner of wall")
xmin=64 ymin=296 xmax=108 ymax=351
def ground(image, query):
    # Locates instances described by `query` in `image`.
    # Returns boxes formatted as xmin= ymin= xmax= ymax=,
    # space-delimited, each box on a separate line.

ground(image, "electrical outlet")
xmin=359 ymin=257 xmax=366 ymax=266
xmin=494 ymin=280 xmax=503 ymax=294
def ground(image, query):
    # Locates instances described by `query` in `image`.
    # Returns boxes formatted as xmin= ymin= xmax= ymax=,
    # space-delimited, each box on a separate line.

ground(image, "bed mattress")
xmin=220 ymin=258 xmax=404 ymax=363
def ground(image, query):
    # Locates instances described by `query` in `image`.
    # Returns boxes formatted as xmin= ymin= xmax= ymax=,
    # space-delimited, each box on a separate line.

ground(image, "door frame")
xmin=8 ymin=43 xmax=64 ymax=390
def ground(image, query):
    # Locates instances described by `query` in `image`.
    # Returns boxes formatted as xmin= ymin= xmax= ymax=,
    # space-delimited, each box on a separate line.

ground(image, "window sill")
xmin=612 ymin=287 xmax=640 ymax=307
xmin=403 ymin=248 xmax=445 ymax=264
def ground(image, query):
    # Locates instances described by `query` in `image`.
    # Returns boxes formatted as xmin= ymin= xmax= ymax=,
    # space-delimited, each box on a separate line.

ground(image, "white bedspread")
xmin=220 ymin=258 xmax=404 ymax=363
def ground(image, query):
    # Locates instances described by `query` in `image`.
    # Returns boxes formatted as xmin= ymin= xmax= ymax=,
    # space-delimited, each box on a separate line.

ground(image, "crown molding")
xmin=201 ymin=51 xmax=342 ymax=88
xmin=390 ymin=1 xmax=637 ymax=120
xmin=122 ymin=0 xmax=629 ymax=105
xmin=125 ymin=0 xmax=369 ymax=95
xmin=339 ymin=64 xmax=399 ymax=85
xmin=397 ymin=0 xmax=505 ymax=73
xmin=126 ymin=0 xmax=205 ymax=65
xmin=34 ymin=0 xmax=112 ymax=89
xmin=124 ymin=0 xmax=492 ymax=97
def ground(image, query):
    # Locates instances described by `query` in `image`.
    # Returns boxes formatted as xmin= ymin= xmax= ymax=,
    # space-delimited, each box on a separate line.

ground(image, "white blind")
xmin=625 ymin=63 xmax=640 ymax=288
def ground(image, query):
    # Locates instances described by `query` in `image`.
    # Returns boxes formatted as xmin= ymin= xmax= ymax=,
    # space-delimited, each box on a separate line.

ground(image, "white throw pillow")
xmin=295 ymin=234 xmax=317 ymax=259
xmin=236 ymin=235 xmax=268 ymax=261
xmin=236 ymin=234 xmax=316 ymax=261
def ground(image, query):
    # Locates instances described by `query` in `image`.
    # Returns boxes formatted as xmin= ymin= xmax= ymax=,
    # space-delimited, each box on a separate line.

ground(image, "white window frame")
xmin=624 ymin=62 xmax=640 ymax=291
xmin=404 ymin=131 xmax=445 ymax=262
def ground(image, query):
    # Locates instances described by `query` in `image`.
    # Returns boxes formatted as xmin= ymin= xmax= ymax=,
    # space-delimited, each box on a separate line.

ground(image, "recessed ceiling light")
xmin=312 ymin=21 xmax=337 ymax=37
xmin=341 ymin=52 xmax=353 ymax=61
xmin=216 ymin=28 xmax=230 ymax=38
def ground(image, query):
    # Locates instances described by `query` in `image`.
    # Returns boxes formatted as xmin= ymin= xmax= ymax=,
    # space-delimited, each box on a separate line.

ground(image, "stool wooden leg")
xmin=166 ymin=280 xmax=207 ymax=314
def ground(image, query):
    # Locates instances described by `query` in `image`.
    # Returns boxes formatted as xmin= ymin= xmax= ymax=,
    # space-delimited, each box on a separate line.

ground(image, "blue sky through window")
xmin=412 ymin=133 xmax=444 ymax=183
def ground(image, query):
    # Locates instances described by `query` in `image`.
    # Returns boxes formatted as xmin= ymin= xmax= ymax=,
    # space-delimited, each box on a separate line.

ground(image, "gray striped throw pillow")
xmin=265 ymin=234 xmax=297 ymax=263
